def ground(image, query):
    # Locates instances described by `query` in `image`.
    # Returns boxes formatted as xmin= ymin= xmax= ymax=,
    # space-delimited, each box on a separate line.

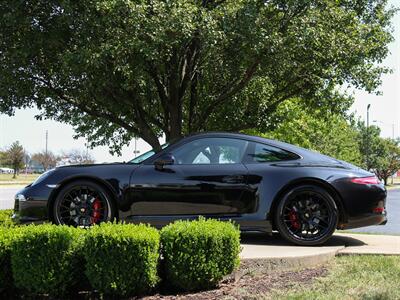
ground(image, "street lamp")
xmin=373 ymin=120 xmax=396 ymax=140
xmin=366 ymin=104 xmax=371 ymax=170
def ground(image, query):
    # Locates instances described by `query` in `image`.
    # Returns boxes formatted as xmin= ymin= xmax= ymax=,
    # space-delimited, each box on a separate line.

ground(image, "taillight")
xmin=350 ymin=176 xmax=381 ymax=185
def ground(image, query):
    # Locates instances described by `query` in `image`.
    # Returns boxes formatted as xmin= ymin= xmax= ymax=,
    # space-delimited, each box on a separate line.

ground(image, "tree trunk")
xmin=384 ymin=177 xmax=388 ymax=186
xmin=13 ymin=168 xmax=16 ymax=179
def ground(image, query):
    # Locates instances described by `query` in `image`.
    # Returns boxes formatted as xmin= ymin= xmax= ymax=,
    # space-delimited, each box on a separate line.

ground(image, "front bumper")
xmin=12 ymin=190 xmax=49 ymax=224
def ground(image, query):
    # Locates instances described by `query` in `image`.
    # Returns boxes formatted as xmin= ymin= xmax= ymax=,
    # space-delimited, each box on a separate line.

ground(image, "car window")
xmin=129 ymin=143 xmax=169 ymax=164
xmin=249 ymin=142 xmax=300 ymax=162
xmin=172 ymin=138 xmax=248 ymax=165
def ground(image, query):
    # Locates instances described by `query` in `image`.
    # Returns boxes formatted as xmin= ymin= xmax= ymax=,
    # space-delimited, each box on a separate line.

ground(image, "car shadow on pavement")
xmin=241 ymin=232 xmax=366 ymax=247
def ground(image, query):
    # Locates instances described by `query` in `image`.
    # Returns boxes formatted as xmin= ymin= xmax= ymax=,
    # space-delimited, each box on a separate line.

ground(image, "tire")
xmin=275 ymin=185 xmax=338 ymax=246
xmin=52 ymin=180 xmax=116 ymax=227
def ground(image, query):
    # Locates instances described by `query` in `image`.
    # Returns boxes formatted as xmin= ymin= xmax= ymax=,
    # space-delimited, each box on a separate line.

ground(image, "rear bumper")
xmin=340 ymin=212 xmax=387 ymax=230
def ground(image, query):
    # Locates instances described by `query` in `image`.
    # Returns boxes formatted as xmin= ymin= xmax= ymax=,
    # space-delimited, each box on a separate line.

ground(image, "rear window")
xmin=249 ymin=142 xmax=300 ymax=163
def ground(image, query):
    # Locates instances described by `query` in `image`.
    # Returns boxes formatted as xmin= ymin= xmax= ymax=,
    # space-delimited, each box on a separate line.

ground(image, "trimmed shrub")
xmin=10 ymin=224 xmax=84 ymax=296
xmin=83 ymin=223 xmax=160 ymax=297
xmin=160 ymin=218 xmax=241 ymax=291
xmin=0 ymin=227 xmax=17 ymax=294
xmin=0 ymin=210 xmax=14 ymax=228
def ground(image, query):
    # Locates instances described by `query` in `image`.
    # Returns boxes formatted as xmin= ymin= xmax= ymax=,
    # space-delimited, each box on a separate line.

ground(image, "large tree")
xmin=0 ymin=0 xmax=394 ymax=152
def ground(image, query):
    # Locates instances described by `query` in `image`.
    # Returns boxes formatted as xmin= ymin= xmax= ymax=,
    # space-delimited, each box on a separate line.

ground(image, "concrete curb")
xmin=240 ymin=247 xmax=343 ymax=274
xmin=239 ymin=233 xmax=400 ymax=273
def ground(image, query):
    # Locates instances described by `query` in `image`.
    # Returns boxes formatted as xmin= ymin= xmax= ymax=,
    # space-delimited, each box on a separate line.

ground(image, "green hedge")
xmin=0 ymin=210 xmax=14 ymax=228
xmin=0 ymin=209 xmax=241 ymax=297
xmin=83 ymin=223 xmax=160 ymax=297
xmin=10 ymin=224 xmax=84 ymax=296
xmin=0 ymin=227 xmax=15 ymax=293
xmin=160 ymin=218 xmax=241 ymax=291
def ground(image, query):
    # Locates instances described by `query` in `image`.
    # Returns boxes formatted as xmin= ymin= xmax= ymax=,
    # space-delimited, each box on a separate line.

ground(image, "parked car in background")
xmin=0 ymin=167 xmax=14 ymax=174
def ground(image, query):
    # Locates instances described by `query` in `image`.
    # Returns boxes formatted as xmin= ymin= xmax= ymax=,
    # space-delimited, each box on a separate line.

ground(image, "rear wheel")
xmin=275 ymin=185 xmax=338 ymax=246
xmin=52 ymin=180 xmax=115 ymax=227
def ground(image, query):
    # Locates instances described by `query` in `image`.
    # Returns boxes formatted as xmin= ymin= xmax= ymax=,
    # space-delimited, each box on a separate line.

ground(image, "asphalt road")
xmin=0 ymin=186 xmax=399 ymax=235
xmin=0 ymin=186 xmax=23 ymax=210
xmin=349 ymin=188 xmax=400 ymax=235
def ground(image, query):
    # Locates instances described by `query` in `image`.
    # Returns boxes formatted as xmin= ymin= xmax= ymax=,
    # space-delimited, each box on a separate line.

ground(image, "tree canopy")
xmin=31 ymin=151 xmax=59 ymax=171
xmin=374 ymin=138 xmax=400 ymax=185
xmin=249 ymin=99 xmax=362 ymax=165
xmin=0 ymin=0 xmax=394 ymax=152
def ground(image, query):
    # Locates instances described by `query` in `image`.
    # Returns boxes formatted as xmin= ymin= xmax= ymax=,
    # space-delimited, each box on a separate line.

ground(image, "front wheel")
xmin=275 ymin=185 xmax=338 ymax=246
xmin=52 ymin=180 xmax=115 ymax=227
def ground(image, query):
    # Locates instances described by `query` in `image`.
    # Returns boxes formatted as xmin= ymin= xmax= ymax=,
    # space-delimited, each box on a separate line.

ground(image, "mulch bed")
xmin=8 ymin=261 xmax=328 ymax=299
xmin=143 ymin=261 xmax=328 ymax=300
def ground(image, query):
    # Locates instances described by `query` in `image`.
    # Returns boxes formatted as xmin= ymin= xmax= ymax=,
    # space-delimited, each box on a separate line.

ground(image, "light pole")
xmin=133 ymin=137 xmax=140 ymax=158
xmin=373 ymin=120 xmax=396 ymax=140
xmin=366 ymin=104 xmax=371 ymax=170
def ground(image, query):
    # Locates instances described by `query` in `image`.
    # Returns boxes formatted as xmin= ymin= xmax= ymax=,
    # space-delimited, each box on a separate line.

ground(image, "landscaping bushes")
xmin=0 ymin=227 xmax=15 ymax=293
xmin=11 ymin=224 xmax=84 ymax=296
xmin=0 ymin=209 xmax=14 ymax=228
xmin=0 ymin=211 xmax=241 ymax=297
xmin=161 ymin=218 xmax=241 ymax=291
xmin=83 ymin=223 xmax=160 ymax=297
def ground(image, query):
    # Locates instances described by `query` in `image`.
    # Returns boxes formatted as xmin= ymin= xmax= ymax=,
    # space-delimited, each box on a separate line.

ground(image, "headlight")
xmin=31 ymin=169 xmax=56 ymax=186
xmin=16 ymin=194 xmax=26 ymax=201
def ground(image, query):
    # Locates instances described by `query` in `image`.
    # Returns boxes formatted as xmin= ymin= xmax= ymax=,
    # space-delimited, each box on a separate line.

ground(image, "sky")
xmin=1 ymin=1 xmax=400 ymax=163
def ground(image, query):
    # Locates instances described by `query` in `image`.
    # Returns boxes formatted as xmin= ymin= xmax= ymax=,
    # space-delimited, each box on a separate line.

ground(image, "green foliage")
xmin=0 ymin=209 xmax=14 ymax=228
xmin=160 ymin=218 xmax=240 ymax=291
xmin=4 ymin=142 xmax=25 ymax=178
xmin=248 ymin=100 xmax=362 ymax=166
xmin=357 ymin=123 xmax=384 ymax=170
xmin=10 ymin=224 xmax=84 ymax=296
xmin=0 ymin=0 xmax=394 ymax=152
xmin=374 ymin=138 xmax=400 ymax=185
xmin=0 ymin=227 xmax=16 ymax=293
xmin=0 ymin=151 xmax=9 ymax=168
xmin=83 ymin=223 xmax=160 ymax=297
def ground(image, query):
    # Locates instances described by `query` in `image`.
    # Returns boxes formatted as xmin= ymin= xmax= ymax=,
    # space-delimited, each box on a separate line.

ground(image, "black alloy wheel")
xmin=275 ymin=185 xmax=338 ymax=246
xmin=53 ymin=180 xmax=115 ymax=227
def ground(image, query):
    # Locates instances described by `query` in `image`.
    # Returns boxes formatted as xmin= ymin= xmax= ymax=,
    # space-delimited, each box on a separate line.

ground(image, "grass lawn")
xmin=269 ymin=255 xmax=400 ymax=300
xmin=0 ymin=173 xmax=39 ymax=185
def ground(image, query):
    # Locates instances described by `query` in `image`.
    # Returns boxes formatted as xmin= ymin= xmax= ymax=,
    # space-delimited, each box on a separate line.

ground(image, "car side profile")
xmin=12 ymin=132 xmax=387 ymax=245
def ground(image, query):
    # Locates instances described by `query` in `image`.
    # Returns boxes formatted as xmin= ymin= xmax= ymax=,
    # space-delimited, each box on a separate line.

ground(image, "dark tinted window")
xmin=249 ymin=142 xmax=300 ymax=162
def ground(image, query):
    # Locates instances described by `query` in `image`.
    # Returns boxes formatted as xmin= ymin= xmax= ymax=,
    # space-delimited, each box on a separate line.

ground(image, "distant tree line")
xmin=250 ymin=99 xmax=400 ymax=186
xmin=0 ymin=145 xmax=95 ymax=177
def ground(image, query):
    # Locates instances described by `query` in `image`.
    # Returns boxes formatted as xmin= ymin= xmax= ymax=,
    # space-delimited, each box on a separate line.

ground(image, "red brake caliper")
xmin=91 ymin=198 xmax=102 ymax=224
xmin=289 ymin=209 xmax=300 ymax=230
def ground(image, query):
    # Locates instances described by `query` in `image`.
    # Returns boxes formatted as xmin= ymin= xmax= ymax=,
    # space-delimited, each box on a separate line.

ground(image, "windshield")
xmin=129 ymin=143 xmax=169 ymax=164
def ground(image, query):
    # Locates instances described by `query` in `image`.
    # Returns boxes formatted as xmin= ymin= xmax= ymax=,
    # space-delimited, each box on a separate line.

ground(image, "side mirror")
xmin=154 ymin=153 xmax=175 ymax=170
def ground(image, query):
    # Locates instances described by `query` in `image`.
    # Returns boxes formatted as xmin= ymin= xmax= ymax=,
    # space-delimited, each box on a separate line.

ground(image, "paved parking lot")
xmin=350 ymin=188 xmax=400 ymax=235
xmin=0 ymin=185 xmax=24 ymax=210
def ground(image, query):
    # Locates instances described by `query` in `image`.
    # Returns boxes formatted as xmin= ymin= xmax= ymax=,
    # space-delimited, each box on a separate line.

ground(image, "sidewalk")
xmin=240 ymin=232 xmax=400 ymax=271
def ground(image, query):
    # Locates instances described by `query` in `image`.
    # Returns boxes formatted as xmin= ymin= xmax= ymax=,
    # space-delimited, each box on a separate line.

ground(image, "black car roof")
xmin=185 ymin=132 xmax=340 ymax=164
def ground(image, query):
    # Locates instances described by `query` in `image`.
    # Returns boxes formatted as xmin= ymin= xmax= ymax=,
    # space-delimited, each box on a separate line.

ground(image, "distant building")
xmin=28 ymin=160 xmax=45 ymax=173
xmin=0 ymin=167 xmax=13 ymax=174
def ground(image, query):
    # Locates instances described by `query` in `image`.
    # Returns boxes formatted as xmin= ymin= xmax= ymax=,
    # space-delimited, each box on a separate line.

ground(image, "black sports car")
xmin=12 ymin=132 xmax=387 ymax=245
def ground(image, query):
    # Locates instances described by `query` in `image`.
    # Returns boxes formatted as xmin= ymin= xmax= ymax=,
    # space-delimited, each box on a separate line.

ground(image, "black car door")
xmin=127 ymin=137 xmax=253 ymax=218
